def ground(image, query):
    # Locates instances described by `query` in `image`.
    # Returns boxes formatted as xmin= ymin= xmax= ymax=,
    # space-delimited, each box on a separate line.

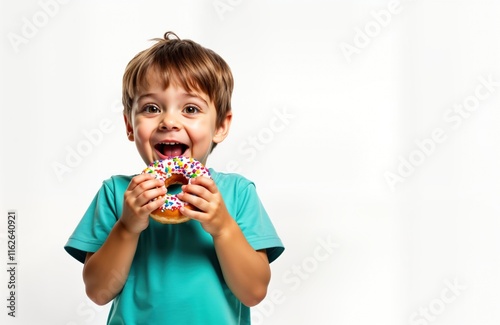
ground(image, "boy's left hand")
xmin=178 ymin=177 xmax=232 ymax=237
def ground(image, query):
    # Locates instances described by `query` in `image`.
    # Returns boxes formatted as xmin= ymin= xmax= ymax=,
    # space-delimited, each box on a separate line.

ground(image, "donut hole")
xmin=165 ymin=174 xmax=189 ymax=195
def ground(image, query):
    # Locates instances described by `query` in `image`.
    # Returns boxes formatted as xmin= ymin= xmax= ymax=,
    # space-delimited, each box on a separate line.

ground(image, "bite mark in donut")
xmin=141 ymin=156 xmax=211 ymax=224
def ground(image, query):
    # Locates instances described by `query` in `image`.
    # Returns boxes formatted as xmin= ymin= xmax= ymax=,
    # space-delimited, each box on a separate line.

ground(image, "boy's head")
xmin=122 ymin=32 xmax=233 ymax=163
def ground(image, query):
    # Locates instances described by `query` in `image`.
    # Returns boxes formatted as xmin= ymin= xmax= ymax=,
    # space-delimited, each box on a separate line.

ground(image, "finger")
xmin=137 ymin=186 xmax=167 ymax=207
xmin=143 ymin=194 xmax=167 ymax=212
xmin=189 ymin=176 xmax=217 ymax=193
xmin=180 ymin=206 xmax=204 ymax=221
xmin=181 ymin=183 xmax=210 ymax=200
xmin=177 ymin=191 xmax=207 ymax=211
xmin=131 ymin=178 xmax=165 ymax=197
xmin=128 ymin=173 xmax=156 ymax=190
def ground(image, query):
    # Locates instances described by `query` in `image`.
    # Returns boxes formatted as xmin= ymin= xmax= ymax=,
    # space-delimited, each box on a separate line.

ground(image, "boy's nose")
xmin=159 ymin=112 xmax=180 ymax=130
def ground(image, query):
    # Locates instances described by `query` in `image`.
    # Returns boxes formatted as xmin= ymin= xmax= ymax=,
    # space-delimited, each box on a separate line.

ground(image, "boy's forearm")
xmin=83 ymin=220 xmax=140 ymax=305
xmin=213 ymin=220 xmax=271 ymax=307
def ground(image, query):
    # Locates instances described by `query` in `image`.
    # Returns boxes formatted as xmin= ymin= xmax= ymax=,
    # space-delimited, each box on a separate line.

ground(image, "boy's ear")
xmin=212 ymin=112 xmax=232 ymax=144
xmin=123 ymin=114 xmax=134 ymax=141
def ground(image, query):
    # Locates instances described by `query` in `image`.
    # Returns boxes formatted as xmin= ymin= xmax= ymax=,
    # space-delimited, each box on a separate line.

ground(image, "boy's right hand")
xmin=120 ymin=174 xmax=167 ymax=234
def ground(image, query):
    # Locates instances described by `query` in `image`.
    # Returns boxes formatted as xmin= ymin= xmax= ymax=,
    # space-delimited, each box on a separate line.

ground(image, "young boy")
xmin=64 ymin=32 xmax=284 ymax=324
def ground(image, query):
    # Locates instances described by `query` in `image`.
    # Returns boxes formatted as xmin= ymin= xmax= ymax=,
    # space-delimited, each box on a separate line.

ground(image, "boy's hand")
xmin=178 ymin=177 xmax=232 ymax=237
xmin=121 ymin=174 xmax=166 ymax=234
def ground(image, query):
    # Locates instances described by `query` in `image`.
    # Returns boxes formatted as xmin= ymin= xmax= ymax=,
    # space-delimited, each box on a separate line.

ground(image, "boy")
xmin=64 ymin=32 xmax=284 ymax=324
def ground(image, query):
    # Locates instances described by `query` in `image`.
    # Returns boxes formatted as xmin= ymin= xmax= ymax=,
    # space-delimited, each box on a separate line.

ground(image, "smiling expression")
xmin=124 ymin=69 xmax=232 ymax=166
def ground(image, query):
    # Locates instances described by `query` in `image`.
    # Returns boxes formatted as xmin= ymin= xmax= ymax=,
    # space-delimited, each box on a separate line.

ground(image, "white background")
xmin=1 ymin=0 xmax=500 ymax=324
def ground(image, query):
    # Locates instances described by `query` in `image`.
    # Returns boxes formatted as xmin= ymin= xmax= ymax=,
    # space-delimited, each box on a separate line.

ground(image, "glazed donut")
xmin=142 ymin=156 xmax=211 ymax=224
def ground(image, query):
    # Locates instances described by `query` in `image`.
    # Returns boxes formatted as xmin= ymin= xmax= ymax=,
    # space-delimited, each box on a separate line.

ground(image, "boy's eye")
xmin=143 ymin=104 xmax=161 ymax=113
xmin=183 ymin=105 xmax=200 ymax=114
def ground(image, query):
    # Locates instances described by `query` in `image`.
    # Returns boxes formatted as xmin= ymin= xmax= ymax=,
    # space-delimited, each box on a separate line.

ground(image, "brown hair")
xmin=122 ymin=31 xmax=233 ymax=129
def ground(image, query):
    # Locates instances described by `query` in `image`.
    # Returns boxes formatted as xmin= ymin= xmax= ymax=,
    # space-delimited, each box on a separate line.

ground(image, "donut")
xmin=142 ymin=156 xmax=211 ymax=224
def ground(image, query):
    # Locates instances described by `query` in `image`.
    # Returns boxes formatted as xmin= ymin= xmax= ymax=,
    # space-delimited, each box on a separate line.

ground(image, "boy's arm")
xmin=83 ymin=174 xmax=166 ymax=305
xmin=178 ymin=177 xmax=271 ymax=307
xmin=83 ymin=220 xmax=140 ymax=305
xmin=213 ymin=223 xmax=271 ymax=307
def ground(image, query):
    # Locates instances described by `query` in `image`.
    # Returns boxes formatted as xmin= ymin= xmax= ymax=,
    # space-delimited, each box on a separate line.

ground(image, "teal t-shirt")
xmin=65 ymin=169 xmax=284 ymax=324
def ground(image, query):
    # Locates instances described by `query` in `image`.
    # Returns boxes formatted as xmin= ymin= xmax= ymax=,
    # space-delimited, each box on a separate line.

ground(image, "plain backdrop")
xmin=1 ymin=0 xmax=500 ymax=324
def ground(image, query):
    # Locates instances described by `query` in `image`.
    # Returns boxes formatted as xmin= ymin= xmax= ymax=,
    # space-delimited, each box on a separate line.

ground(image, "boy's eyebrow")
xmin=136 ymin=90 xmax=209 ymax=106
xmin=136 ymin=92 xmax=157 ymax=102
xmin=181 ymin=91 xmax=209 ymax=106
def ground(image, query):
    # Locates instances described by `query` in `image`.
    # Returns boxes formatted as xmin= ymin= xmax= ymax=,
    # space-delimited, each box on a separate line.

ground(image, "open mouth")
xmin=154 ymin=142 xmax=189 ymax=158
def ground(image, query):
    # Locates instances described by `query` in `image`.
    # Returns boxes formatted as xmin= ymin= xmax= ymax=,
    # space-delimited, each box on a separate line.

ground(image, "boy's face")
xmin=124 ymin=69 xmax=231 ymax=166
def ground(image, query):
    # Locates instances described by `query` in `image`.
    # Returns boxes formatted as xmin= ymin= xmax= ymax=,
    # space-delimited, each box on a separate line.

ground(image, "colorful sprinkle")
xmin=141 ymin=156 xmax=211 ymax=211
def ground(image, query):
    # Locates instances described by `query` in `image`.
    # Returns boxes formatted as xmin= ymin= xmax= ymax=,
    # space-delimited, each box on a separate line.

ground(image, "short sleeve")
xmin=212 ymin=171 xmax=284 ymax=263
xmin=64 ymin=176 xmax=129 ymax=263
